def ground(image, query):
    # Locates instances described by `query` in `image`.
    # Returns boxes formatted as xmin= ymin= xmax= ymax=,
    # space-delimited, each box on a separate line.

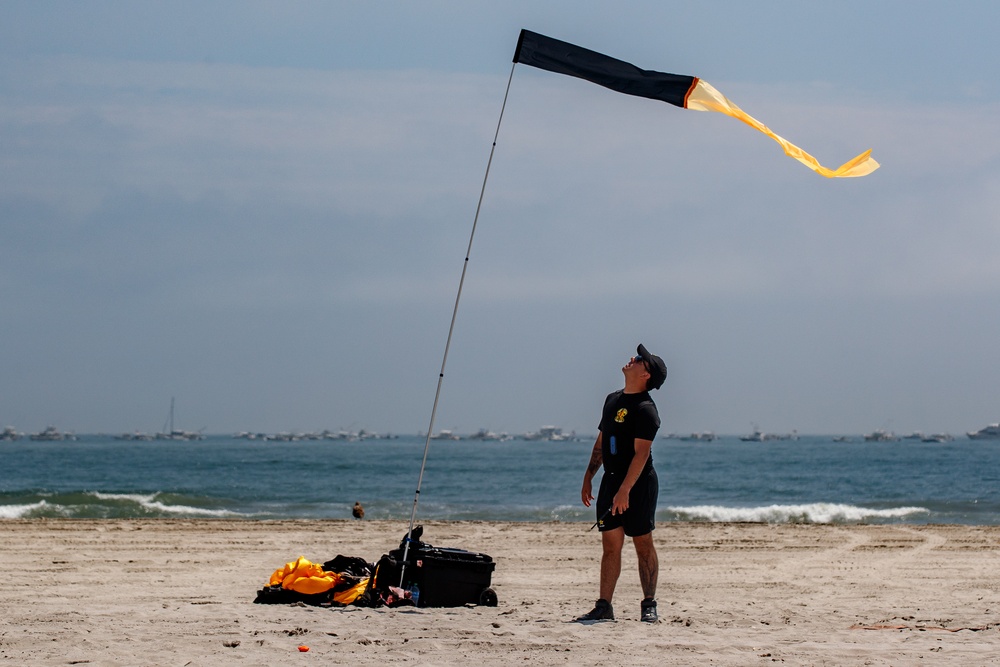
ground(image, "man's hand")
xmin=581 ymin=478 xmax=594 ymax=507
xmin=612 ymin=486 xmax=630 ymax=515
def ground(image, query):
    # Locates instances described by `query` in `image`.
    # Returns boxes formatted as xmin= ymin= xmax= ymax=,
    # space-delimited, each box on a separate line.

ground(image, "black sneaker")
xmin=640 ymin=598 xmax=658 ymax=623
xmin=576 ymin=598 xmax=615 ymax=622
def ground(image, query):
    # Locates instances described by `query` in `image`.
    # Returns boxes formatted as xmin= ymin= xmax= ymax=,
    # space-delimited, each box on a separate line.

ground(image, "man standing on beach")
xmin=578 ymin=344 xmax=667 ymax=623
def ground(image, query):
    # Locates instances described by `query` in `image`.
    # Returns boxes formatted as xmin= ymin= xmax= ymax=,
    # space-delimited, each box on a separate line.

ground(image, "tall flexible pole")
xmin=400 ymin=63 xmax=517 ymax=585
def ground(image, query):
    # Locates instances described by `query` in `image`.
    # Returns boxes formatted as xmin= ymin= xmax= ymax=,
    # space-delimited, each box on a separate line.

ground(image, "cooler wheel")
xmin=479 ymin=587 xmax=498 ymax=607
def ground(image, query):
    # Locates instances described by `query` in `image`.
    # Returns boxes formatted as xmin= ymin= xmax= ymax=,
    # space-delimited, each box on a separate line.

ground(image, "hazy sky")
xmin=2 ymin=1 xmax=999 ymax=436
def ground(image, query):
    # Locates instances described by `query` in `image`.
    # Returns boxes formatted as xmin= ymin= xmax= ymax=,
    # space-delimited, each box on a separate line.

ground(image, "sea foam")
xmin=664 ymin=502 xmax=930 ymax=524
xmin=90 ymin=492 xmax=245 ymax=517
xmin=0 ymin=492 xmax=247 ymax=519
xmin=0 ymin=500 xmax=49 ymax=519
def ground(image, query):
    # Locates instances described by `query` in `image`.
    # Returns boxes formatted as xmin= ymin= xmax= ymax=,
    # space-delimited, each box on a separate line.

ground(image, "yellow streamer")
xmin=686 ymin=79 xmax=879 ymax=178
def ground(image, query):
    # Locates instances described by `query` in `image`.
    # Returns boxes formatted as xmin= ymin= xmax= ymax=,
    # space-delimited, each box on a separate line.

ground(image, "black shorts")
xmin=596 ymin=467 xmax=658 ymax=537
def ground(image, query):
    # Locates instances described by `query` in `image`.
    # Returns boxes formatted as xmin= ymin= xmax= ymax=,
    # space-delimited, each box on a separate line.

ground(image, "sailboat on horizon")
xmin=155 ymin=397 xmax=204 ymax=441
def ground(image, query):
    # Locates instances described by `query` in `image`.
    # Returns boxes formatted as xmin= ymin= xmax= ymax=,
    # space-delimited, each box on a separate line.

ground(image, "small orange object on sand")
xmin=298 ymin=645 xmax=310 ymax=652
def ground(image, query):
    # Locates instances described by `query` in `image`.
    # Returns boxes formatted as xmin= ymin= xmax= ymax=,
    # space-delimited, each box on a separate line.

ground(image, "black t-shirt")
xmin=598 ymin=389 xmax=660 ymax=477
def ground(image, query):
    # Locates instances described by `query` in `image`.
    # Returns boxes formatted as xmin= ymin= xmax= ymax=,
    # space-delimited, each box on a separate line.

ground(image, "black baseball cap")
xmin=637 ymin=344 xmax=667 ymax=390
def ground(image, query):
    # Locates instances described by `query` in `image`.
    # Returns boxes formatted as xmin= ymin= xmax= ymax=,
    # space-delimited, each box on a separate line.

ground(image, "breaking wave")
xmin=0 ymin=492 xmax=248 ymax=519
xmin=664 ymin=503 xmax=930 ymax=525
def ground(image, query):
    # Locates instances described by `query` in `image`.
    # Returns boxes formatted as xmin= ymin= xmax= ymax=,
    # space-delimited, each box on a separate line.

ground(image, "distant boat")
xmin=155 ymin=398 xmax=204 ymax=441
xmin=967 ymin=423 xmax=1000 ymax=440
xmin=740 ymin=427 xmax=797 ymax=442
xmin=0 ymin=426 xmax=19 ymax=441
xmin=922 ymin=433 xmax=954 ymax=443
xmin=264 ymin=432 xmax=301 ymax=442
xmin=864 ymin=429 xmax=897 ymax=442
xmin=468 ymin=428 xmax=503 ymax=441
xmin=522 ymin=426 xmax=572 ymax=441
xmin=29 ymin=426 xmax=64 ymax=441
xmin=115 ymin=431 xmax=153 ymax=441
xmin=680 ymin=432 xmax=716 ymax=442
xmin=431 ymin=429 xmax=460 ymax=441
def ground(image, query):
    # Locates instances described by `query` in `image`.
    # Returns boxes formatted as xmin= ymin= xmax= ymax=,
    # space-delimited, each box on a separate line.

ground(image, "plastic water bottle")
xmin=409 ymin=584 xmax=420 ymax=607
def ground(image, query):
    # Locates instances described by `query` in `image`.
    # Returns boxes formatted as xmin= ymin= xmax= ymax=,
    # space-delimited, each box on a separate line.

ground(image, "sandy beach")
xmin=2 ymin=519 xmax=999 ymax=665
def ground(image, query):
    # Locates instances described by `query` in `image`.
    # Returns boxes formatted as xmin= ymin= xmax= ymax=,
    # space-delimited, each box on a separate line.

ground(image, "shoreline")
xmin=3 ymin=520 xmax=999 ymax=665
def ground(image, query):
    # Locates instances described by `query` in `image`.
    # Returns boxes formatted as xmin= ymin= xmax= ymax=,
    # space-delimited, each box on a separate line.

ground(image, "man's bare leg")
xmin=632 ymin=532 xmax=658 ymax=600
xmin=600 ymin=527 xmax=625 ymax=602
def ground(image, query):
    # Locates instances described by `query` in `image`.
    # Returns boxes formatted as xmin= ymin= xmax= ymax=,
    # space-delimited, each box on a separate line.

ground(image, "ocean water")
xmin=2 ymin=435 xmax=999 ymax=525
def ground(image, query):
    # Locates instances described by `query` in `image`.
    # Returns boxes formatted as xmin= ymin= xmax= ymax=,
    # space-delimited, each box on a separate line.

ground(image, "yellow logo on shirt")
xmin=615 ymin=408 xmax=627 ymax=423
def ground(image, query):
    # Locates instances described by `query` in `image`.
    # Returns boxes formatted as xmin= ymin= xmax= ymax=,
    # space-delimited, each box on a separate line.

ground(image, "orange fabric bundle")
xmin=268 ymin=556 xmax=369 ymax=604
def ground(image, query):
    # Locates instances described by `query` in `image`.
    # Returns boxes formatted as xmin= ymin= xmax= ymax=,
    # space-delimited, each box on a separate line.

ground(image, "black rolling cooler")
xmin=387 ymin=527 xmax=497 ymax=607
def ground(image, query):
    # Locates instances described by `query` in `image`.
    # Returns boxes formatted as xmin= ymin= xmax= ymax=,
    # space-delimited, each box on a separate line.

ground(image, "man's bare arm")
xmin=581 ymin=433 xmax=603 ymax=507
xmin=585 ymin=433 xmax=603 ymax=477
